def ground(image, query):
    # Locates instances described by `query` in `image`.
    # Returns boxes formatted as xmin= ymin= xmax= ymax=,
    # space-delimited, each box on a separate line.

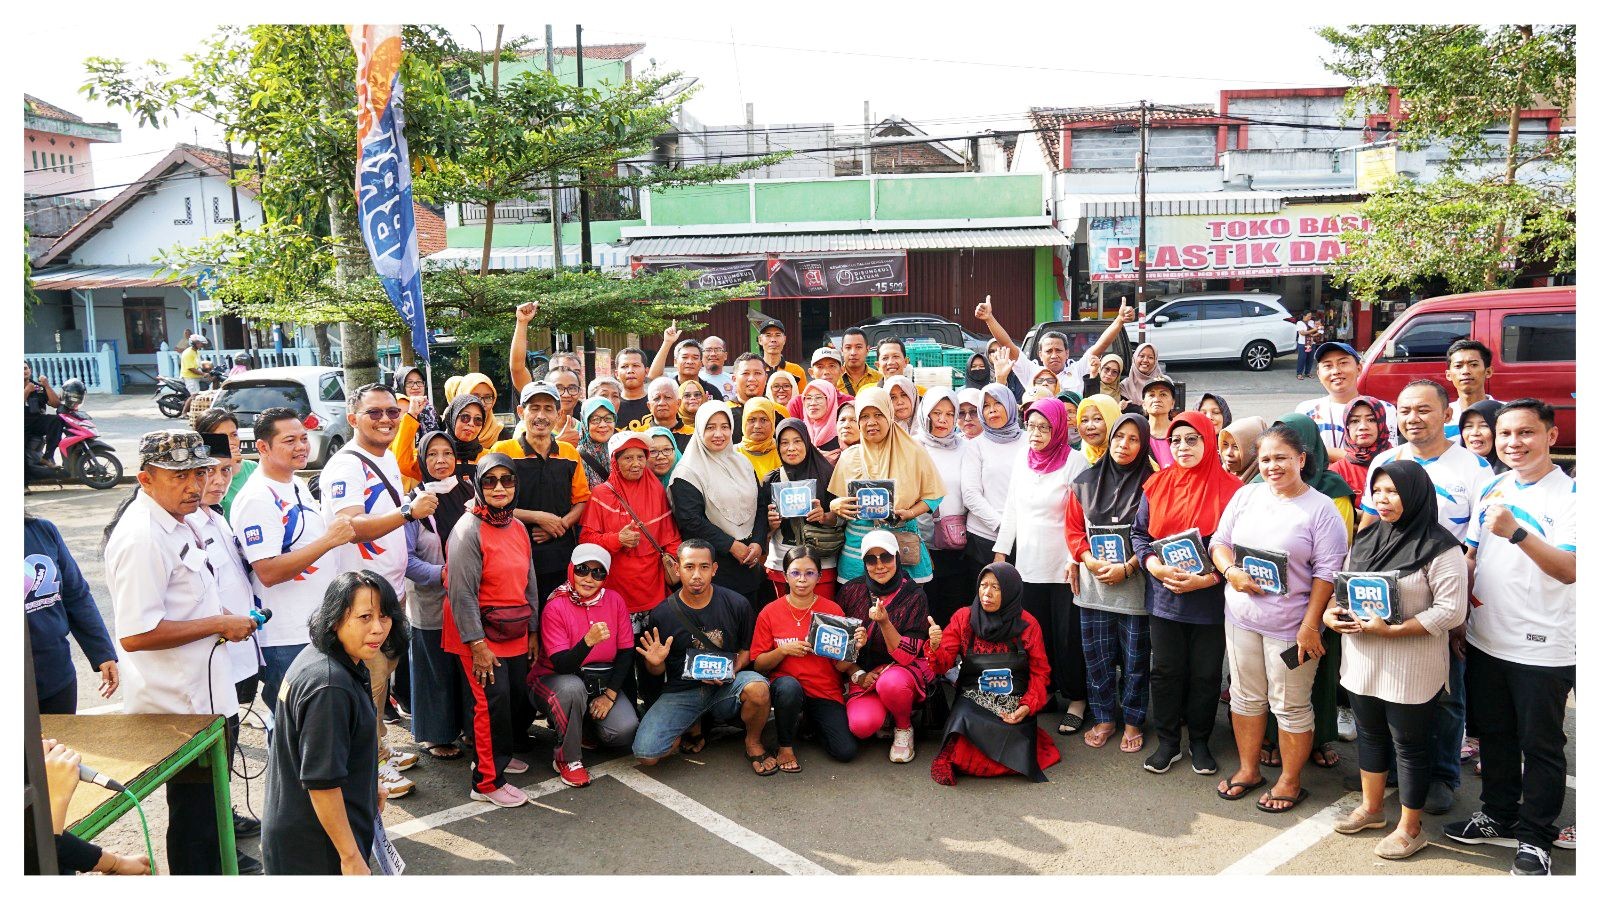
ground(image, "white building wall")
xmin=70 ymin=164 xmax=264 ymax=265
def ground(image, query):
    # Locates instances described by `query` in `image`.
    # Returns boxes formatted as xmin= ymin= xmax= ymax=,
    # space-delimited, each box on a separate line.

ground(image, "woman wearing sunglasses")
xmin=394 ymin=392 xmax=490 ymax=488
xmin=443 ymin=454 xmax=541 ymax=809
xmin=834 ymin=530 xmax=934 ymax=764
xmin=529 ymin=544 xmax=638 ymax=788
xmin=752 ymin=546 xmax=859 ymax=771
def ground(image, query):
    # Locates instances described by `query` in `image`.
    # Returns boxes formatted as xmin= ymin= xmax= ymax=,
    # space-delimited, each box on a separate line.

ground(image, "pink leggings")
xmin=846 ymin=665 xmax=920 ymax=737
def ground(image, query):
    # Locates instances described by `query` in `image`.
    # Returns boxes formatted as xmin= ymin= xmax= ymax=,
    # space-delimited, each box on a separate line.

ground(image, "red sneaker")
xmin=553 ymin=759 xmax=591 ymax=788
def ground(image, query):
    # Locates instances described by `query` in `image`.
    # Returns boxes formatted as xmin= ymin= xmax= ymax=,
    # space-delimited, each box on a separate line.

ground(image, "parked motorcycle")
xmin=154 ymin=375 xmax=190 ymax=418
xmin=25 ymin=379 xmax=123 ymax=490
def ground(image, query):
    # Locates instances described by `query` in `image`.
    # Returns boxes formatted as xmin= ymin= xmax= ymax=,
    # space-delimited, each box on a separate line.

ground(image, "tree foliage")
xmin=1317 ymin=25 xmax=1575 ymax=299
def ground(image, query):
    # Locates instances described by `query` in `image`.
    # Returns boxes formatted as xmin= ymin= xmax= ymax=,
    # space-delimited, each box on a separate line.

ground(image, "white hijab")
xmin=668 ymin=400 xmax=759 ymax=540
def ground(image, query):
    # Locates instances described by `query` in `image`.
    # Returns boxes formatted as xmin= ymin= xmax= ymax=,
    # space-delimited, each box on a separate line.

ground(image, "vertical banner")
xmin=349 ymin=24 xmax=429 ymax=361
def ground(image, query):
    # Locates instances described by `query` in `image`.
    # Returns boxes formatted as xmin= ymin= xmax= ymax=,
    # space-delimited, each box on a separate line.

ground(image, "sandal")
xmin=1083 ymin=723 xmax=1115 ymax=748
xmin=1057 ymin=713 xmax=1084 ymax=735
xmin=423 ymin=743 xmax=463 ymax=760
xmin=1120 ymin=729 xmax=1145 ymax=754
xmin=775 ymin=749 xmax=802 ymax=774
xmin=1217 ymin=776 xmax=1267 ymax=801
xmin=680 ymin=729 xmax=707 ymax=756
xmin=746 ymin=752 xmax=779 ymax=776
xmin=1257 ymin=787 xmax=1311 ymax=813
xmin=1312 ymin=744 xmax=1340 ymax=768
xmin=1260 ymin=744 xmax=1282 ymax=767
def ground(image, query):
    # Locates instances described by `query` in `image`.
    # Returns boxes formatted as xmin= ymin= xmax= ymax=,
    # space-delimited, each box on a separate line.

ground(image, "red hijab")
xmin=1142 ymin=411 xmax=1242 ymax=538
xmin=601 ymin=433 xmax=673 ymax=539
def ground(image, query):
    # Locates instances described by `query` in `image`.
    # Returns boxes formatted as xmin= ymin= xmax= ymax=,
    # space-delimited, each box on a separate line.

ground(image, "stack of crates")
xmin=943 ymin=347 xmax=974 ymax=387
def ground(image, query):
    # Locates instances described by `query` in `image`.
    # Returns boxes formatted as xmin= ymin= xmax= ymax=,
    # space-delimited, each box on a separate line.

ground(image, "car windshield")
xmin=215 ymin=381 xmax=311 ymax=418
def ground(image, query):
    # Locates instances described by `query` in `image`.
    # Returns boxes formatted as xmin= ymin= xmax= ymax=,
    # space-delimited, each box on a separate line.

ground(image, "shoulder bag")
xmin=603 ymin=483 xmax=680 ymax=587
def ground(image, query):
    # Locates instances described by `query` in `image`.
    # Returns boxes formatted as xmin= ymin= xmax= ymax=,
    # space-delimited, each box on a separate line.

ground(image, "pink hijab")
xmin=797 ymin=378 xmax=840 ymax=448
xmin=1025 ymin=396 xmax=1076 ymax=474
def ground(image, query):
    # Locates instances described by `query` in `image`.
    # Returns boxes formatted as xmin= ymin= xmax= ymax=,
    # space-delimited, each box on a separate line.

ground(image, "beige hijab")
xmin=669 ymin=400 xmax=759 ymax=539
xmin=1220 ymin=415 xmax=1267 ymax=483
xmin=828 ymin=386 xmax=944 ymax=510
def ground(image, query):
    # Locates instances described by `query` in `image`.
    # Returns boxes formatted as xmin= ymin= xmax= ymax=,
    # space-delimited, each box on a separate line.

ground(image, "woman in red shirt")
xmin=1328 ymin=397 xmax=1392 ymax=509
xmin=581 ymin=433 xmax=683 ymax=618
xmin=752 ymin=547 xmax=859 ymax=772
xmin=444 ymin=453 xmax=540 ymax=809
xmin=926 ymin=561 xmax=1060 ymax=785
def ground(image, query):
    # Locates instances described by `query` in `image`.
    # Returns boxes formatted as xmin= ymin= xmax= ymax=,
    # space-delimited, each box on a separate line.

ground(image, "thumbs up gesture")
xmin=926 ymin=615 xmax=942 ymax=653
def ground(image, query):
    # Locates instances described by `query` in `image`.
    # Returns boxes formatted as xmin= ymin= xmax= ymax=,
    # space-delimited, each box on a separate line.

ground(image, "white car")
xmin=1123 ymin=293 xmax=1299 ymax=371
xmin=210 ymin=366 xmax=354 ymax=468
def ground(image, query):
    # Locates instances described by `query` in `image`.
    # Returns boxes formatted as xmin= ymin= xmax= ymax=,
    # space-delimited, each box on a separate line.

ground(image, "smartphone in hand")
xmin=1279 ymin=644 xmax=1305 ymax=670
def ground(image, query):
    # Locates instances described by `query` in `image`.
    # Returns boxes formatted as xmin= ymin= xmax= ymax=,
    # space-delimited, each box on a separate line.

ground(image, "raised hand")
xmin=639 ymin=628 xmax=673 ymax=667
xmin=925 ymin=616 xmax=943 ymax=652
xmin=974 ymin=297 xmax=993 ymax=322
xmin=584 ymin=621 xmax=612 ymax=647
xmin=516 ymin=301 xmax=539 ymax=324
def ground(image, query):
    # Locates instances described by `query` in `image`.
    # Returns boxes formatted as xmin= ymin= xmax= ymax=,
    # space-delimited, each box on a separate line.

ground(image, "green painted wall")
xmin=754 ymin=180 xmax=870 ymax=222
xmin=494 ymin=55 xmax=629 ymax=92
xmin=651 ymin=184 xmax=750 ymax=226
xmin=875 ymin=174 xmax=1041 ymax=221
xmin=1033 ymin=246 xmax=1059 ymax=323
xmin=647 ymin=173 xmax=1045 ymax=227
xmin=447 ymin=219 xmax=641 ymax=249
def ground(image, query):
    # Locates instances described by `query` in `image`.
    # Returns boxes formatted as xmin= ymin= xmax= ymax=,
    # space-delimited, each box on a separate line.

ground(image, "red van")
xmin=1355 ymin=286 xmax=1575 ymax=453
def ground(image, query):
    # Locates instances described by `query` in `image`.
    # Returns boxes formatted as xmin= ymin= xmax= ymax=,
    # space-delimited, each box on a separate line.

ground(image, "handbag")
xmin=894 ymin=529 xmax=924 ymax=568
xmin=603 ymin=483 xmax=681 ymax=587
xmin=932 ymin=510 xmax=968 ymax=551
xmin=481 ymin=604 xmax=532 ymax=643
xmin=776 ymin=466 xmax=845 ymax=555
xmin=579 ymin=664 xmax=615 ymax=699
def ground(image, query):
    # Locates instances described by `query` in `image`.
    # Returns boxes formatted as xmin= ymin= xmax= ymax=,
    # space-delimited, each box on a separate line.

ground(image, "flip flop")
xmin=1312 ymin=745 xmax=1340 ymax=768
xmin=1083 ymin=724 xmax=1115 ymax=748
xmin=1217 ymin=776 xmax=1267 ymax=801
xmin=1260 ymin=745 xmax=1282 ymax=767
xmin=1120 ymin=730 xmax=1145 ymax=753
xmin=680 ymin=730 xmax=707 ymax=755
xmin=747 ymin=752 xmax=779 ymax=776
xmin=424 ymin=743 xmax=463 ymax=760
xmin=1257 ymin=787 xmax=1311 ymax=813
xmin=776 ymin=752 xmax=803 ymax=774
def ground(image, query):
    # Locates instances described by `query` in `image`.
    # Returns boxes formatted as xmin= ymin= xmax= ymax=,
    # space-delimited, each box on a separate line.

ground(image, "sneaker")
xmin=232 ymin=811 xmax=261 ymax=837
xmin=1460 ymin=736 xmax=1480 ymax=762
xmin=470 ymin=783 xmax=528 ymax=808
xmin=1189 ymin=743 xmax=1218 ymax=776
xmin=236 ymin=851 xmax=264 ymax=875
xmin=1143 ymin=743 xmax=1183 ymax=774
xmin=385 ymin=745 xmax=419 ymax=772
xmin=1511 ymin=842 xmax=1551 ymax=876
xmin=378 ymin=762 xmax=415 ymax=799
xmin=1423 ymin=781 xmax=1456 ymax=815
xmin=889 ymin=728 xmax=916 ymax=763
xmin=554 ymin=759 xmax=592 ymax=788
xmin=1443 ymin=811 xmax=1519 ymax=848
xmin=1336 ymin=706 xmax=1357 ymax=742
xmin=1334 ymin=805 xmax=1388 ymax=834
xmin=503 ymin=757 xmax=529 ymax=775
xmin=1555 ymin=824 xmax=1575 ymax=850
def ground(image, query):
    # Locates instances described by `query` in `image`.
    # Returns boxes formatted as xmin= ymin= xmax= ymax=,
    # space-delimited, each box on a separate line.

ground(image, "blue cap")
xmin=1313 ymin=341 xmax=1360 ymax=363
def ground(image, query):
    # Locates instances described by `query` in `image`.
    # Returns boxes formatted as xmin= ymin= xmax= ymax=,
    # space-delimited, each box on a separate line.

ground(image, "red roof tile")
xmin=518 ymin=42 xmax=645 ymax=61
xmin=23 ymin=95 xmax=85 ymax=124
xmin=1028 ymin=105 xmax=1219 ymax=171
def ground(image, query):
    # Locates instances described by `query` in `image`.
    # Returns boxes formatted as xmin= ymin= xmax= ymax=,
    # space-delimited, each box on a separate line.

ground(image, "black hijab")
xmin=1197 ymin=392 xmax=1233 ymax=429
xmin=771 ymin=417 xmax=835 ymax=487
xmin=965 ymin=353 xmax=992 ymax=390
xmin=416 ymin=430 xmax=474 ymax=540
xmin=1349 ymin=459 xmax=1463 ymax=576
xmin=1071 ymin=412 xmax=1157 ymax=526
xmin=471 ymin=452 xmax=518 ymax=527
xmin=442 ymin=393 xmax=489 ymax=465
xmin=1459 ymin=399 xmax=1509 ymax=474
xmin=394 ymin=365 xmax=438 ymax=434
xmin=971 ymin=561 xmax=1026 ymax=643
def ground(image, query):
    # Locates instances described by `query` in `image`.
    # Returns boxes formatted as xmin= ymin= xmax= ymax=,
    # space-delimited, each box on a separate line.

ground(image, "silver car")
xmin=211 ymin=366 xmax=354 ymax=469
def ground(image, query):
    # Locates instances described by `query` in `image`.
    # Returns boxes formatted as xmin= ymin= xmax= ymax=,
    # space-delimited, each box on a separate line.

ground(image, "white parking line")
xmin=385 ymin=757 xmax=632 ymax=840
xmin=1218 ymin=789 xmax=1373 ymax=876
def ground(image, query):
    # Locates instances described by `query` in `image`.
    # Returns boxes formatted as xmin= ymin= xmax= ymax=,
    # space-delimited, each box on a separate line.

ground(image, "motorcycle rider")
xmin=179 ymin=334 xmax=214 ymax=414
xmin=24 ymin=362 xmax=65 ymax=472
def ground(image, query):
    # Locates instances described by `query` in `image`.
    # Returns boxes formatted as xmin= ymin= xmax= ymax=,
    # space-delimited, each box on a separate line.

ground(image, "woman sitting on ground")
xmin=834 ymin=529 xmax=934 ymax=764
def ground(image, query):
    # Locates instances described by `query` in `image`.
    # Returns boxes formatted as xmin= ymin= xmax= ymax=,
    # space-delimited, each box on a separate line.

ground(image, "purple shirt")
xmin=1213 ymin=482 xmax=1349 ymax=642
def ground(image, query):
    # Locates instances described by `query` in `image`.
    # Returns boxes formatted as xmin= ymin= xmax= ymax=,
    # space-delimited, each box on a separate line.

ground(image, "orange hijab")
xmin=1142 ymin=411 xmax=1241 ymax=539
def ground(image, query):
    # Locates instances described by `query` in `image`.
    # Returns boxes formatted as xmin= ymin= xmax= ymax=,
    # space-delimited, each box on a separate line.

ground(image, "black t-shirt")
xmin=261 ymin=645 xmax=379 ymax=875
xmin=616 ymin=395 xmax=652 ymax=433
xmin=644 ymin=586 xmax=754 ymax=693
xmin=24 ymin=380 xmax=48 ymax=415
xmin=508 ymin=437 xmax=583 ymax=573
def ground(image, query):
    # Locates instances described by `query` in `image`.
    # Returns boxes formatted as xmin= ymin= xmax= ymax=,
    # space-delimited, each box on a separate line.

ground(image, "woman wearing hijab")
xmin=1329 ymin=397 xmax=1394 ymax=508
xmin=762 ymin=419 xmax=841 ymax=601
xmin=884 ymin=375 xmax=920 ymax=434
xmin=964 ymin=352 xmax=993 ymax=392
xmin=1324 ymin=460 xmax=1467 ymax=860
xmin=398 ymin=393 xmax=489 ymax=486
xmin=1220 ymin=416 xmax=1267 ymax=483
xmin=443 ymin=375 xmax=464 ymax=404
xmin=576 ymin=398 xmax=617 ymax=489
xmin=641 ymin=425 xmax=683 ymax=486
xmin=1093 ymin=353 xmax=1126 ymax=405
xmin=583 ymin=432 xmax=683 ymax=618
xmin=799 ymin=379 xmax=844 ymax=462
xmin=1133 ymin=412 xmax=1241 ymax=777
xmin=835 ymin=529 xmax=934 ymax=763
xmin=827 ymin=386 xmax=945 ymax=586
xmin=915 ymin=388 xmax=972 ymax=626
xmin=1197 ymin=392 xmax=1233 ymax=434
xmin=1456 ymin=398 xmax=1508 ymax=474
xmin=1076 ymin=394 xmax=1123 ymax=467
xmin=1120 ymin=344 xmax=1169 ymax=409
xmin=444 ymin=454 xmax=541 ymax=809
xmin=765 ymin=370 xmax=800 ymax=412
xmin=836 ymin=401 xmax=860 ymax=451
xmin=1210 ymin=421 xmax=1349 ymax=812
xmin=394 ymin=364 xmax=438 ymax=435
xmin=956 ymin=387 xmax=985 ymax=440
xmin=454 ymin=373 xmax=505 ymax=451
xmin=1057 ymin=391 xmax=1082 ymax=449
xmin=671 ymin=401 xmax=770 ymax=602
xmin=676 ymin=378 xmax=709 ymax=424
xmin=1066 ymin=413 xmax=1157 ymax=752
xmin=925 ymin=561 xmax=1060 ymax=785
xmin=962 ymin=383 xmax=1027 ymax=569
xmin=737 ymin=397 xmax=785 ymax=481
xmin=407 ymin=431 xmax=475 ymax=760
xmin=994 ymin=396 xmax=1090 ymax=733
xmin=529 ymin=544 xmax=639 ymax=788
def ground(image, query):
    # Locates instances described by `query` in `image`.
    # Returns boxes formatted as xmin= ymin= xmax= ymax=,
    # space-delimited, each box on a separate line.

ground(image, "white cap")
xmin=861 ymin=529 xmax=899 ymax=558
xmin=571 ymin=543 xmax=612 ymax=571
xmin=811 ymin=346 xmax=843 ymax=365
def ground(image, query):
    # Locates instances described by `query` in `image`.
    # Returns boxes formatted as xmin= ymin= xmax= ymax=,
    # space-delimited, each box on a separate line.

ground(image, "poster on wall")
xmin=765 ymin=252 xmax=908 ymax=299
xmin=1087 ymin=203 xmax=1372 ymax=282
xmin=636 ymin=256 xmax=768 ymax=291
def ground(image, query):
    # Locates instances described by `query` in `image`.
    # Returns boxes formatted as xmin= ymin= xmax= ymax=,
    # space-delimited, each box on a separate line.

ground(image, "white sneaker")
xmin=378 ymin=762 xmax=415 ymax=799
xmin=385 ymin=744 xmax=420 ymax=772
xmin=1337 ymin=707 xmax=1357 ymax=742
xmin=503 ymin=757 xmax=529 ymax=775
xmin=889 ymin=728 xmax=916 ymax=763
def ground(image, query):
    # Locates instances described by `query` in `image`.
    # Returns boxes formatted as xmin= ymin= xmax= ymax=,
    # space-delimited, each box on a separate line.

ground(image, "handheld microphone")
xmin=218 ymin=607 xmax=272 ymax=644
xmin=79 ymin=763 xmax=127 ymax=794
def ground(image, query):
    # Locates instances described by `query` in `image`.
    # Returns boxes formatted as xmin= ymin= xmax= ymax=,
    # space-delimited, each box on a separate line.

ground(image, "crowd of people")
xmin=24 ymin=302 xmax=1574 ymax=876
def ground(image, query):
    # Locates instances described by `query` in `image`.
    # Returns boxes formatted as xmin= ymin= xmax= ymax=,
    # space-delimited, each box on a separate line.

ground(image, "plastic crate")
xmin=942 ymin=348 xmax=974 ymax=370
xmin=908 ymin=345 xmax=945 ymax=369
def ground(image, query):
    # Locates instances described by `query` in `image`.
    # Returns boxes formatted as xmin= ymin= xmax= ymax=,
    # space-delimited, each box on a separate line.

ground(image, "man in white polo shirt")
xmin=1443 ymin=399 xmax=1575 ymax=876
xmin=1443 ymin=339 xmax=1497 ymax=441
xmin=1296 ymin=341 xmax=1399 ymax=451
xmin=229 ymin=407 xmax=354 ymax=715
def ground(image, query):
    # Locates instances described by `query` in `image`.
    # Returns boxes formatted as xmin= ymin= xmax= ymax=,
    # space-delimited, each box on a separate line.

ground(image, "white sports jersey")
xmin=1361 ymin=442 xmax=1494 ymax=541
xmin=1464 ymin=466 xmax=1576 ymax=667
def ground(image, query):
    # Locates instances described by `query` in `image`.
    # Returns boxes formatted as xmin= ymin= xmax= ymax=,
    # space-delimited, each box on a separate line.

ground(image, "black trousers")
xmin=166 ymin=713 xmax=240 ymax=875
xmin=37 ymin=677 xmax=77 ymax=715
xmin=1148 ymin=616 xmax=1225 ymax=748
xmin=460 ymin=653 xmax=534 ymax=793
xmin=1466 ymin=644 xmax=1574 ymax=851
xmin=25 ymin=412 xmax=64 ymax=460
xmin=1349 ymin=689 xmax=1439 ymax=810
xmin=1021 ymin=581 xmax=1085 ymax=702
xmin=964 ymin=534 xmax=1000 ymax=570
xmin=770 ymin=675 xmax=858 ymax=762
xmin=925 ymin=548 xmax=974 ymax=627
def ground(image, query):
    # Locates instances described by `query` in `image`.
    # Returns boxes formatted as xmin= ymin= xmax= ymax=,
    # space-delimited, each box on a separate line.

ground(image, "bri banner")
xmin=349 ymin=24 xmax=430 ymax=361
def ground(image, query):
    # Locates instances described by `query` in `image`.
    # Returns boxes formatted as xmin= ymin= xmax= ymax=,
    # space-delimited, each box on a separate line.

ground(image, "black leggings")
xmin=770 ymin=675 xmax=858 ymax=762
xmin=1349 ymin=689 xmax=1440 ymax=811
xmin=1021 ymin=581 xmax=1086 ymax=702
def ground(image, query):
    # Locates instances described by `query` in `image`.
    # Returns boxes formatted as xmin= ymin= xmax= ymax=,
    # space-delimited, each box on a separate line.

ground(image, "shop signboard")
xmin=1087 ymin=203 xmax=1372 ymax=282
xmin=637 ymin=256 xmax=768 ymax=290
xmin=635 ymin=252 xmax=909 ymax=299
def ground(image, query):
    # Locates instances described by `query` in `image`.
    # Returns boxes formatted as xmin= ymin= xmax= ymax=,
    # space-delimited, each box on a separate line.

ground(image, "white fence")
xmin=24 ymin=346 xmax=121 ymax=394
xmin=155 ymin=346 xmax=345 ymax=378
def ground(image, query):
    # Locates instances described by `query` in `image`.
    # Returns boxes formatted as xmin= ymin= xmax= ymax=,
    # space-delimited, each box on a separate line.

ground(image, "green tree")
xmin=1318 ymin=24 xmax=1575 ymax=299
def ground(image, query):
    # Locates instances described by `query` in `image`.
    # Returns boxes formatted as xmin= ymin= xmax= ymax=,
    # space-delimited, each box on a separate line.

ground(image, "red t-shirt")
xmin=751 ymin=595 xmax=847 ymax=702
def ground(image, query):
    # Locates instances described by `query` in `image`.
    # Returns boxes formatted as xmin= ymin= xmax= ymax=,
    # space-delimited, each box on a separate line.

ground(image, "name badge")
xmin=978 ymin=668 xmax=1014 ymax=695
xmin=686 ymin=653 xmax=734 ymax=682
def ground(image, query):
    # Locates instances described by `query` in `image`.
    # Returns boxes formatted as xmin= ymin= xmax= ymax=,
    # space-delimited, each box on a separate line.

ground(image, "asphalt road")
xmin=29 ymin=361 xmax=1578 ymax=876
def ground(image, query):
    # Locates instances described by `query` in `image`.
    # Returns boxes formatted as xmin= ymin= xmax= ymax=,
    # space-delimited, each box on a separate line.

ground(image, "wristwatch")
xmin=399 ymin=502 xmax=414 ymax=521
xmin=1509 ymin=526 xmax=1529 ymax=545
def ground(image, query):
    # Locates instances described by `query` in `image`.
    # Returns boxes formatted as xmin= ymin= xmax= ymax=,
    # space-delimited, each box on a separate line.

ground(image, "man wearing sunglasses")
xmin=490 ymin=383 xmax=592 ymax=604
xmin=322 ymin=383 xmax=440 ymax=800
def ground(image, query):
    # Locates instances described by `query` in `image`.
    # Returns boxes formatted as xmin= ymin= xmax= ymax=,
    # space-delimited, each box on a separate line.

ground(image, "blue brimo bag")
xmin=1233 ymin=544 xmax=1289 ymax=596
xmin=1151 ymin=528 xmax=1215 ymax=576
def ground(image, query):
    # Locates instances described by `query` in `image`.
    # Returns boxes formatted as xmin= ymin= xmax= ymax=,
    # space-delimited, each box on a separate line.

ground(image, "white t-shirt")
xmin=701 ymin=366 xmax=736 ymax=400
xmin=1295 ymin=395 xmax=1400 ymax=451
xmin=188 ymin=507 xmax=263 ymax=683
xmin=1295 ymin=320 xmax=1311 ymax=348
xmin=321 ymin=447 xmax=409 ymax=600
xmin=1013 ymin=354 xmax=1095 ymax=398
xmin=1361 ymin=442 xmax=1494 ymax=541
xmin=992 ymin=451 xmax=1088 ymax=584
xmin=1444 ymin=394 xmax=1497 ymax=442
xmin=105 ymin=492 xmax=240 ymax=717
xmin=230 ymin=469 xmax=349 ymax=647
xmin=1465 ymin=466 xmax=1577 ymax=666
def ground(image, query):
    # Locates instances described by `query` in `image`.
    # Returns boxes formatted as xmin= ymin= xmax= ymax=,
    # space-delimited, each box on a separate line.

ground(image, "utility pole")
xmin=862 ymin=100 xmax=873 ymax=176
xmin=545 ymin=24 xmax=565 ymax=354
xmin=746 ymin=102 xmax=757 ymax=178
xmin=1136 ymin=99 xmax=1150 ymax=343
xmin=576 ymin=24 xmax=596 ymax=376
xmin=223 ymin=137 xmax=252 ymax=351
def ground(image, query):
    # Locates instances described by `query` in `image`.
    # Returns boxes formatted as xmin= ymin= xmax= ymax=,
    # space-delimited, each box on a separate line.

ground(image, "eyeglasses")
xmin=588 ymin=414 xmax=616 ymax=425
xmin=648 ymin=449 xmax=676 ymax=459
xmin=1168 ymin=434 xmax=1203 ymax=448
xmin=786 ymin=569 xmax=820 ymax=580
xmin=456 ymin=413 xmax=485 ymax=426
xmin=958 ymin=409 xmax=980 ymax=419
xmin=361 ymin=407 xmax=404 ymax=421
xmin=554 ymin=385 xmax=581 ymax=395
xmin=863 ymin=552 xmax=895 ymax=566
xmin=1025 ymin=423 xmax=1053 ymax=435
xmin=573 ymin=563 xmax=608 ymax=579
xmin=479 ymin=474 xmax=517 ymax=490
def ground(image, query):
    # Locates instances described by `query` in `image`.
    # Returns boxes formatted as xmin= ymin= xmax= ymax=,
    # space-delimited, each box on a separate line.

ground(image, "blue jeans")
xmin=259 ymin=643 xmax=308 ymax=715
xmin=1430 ymin=653 xmax=1467 ymax=788
xmin=632 ymin=670 xmax=769 ymax=760
xmin=1295 ymin=345 xmax=1314 ymax=377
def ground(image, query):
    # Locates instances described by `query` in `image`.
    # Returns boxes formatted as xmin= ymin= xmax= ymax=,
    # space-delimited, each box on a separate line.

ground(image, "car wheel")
xmin=317 ymin=435 xmax=345 ymax=469
xmin=1242 ymin=341 xmax=1275 ymax=372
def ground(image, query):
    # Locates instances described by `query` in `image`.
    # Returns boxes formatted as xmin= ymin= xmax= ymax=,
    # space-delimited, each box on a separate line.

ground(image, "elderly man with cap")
xmin=809 ymin=346 xmax=846 ymax=392
xmin=1295 ymin=341 xmax=1399 ymax=452
xmin=756 ymin=317 xmax=807 ymax=390
xmin=490 ymin=381 xmax=592 ymax=605
xmin=105 ymin=429 xmax=263 ymax=874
